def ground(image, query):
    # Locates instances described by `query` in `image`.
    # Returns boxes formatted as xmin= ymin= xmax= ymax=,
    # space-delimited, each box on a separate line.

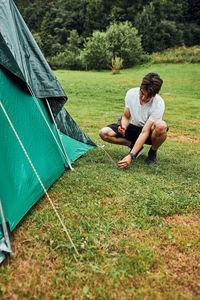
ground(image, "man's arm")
xmin=118 ymin=107 xmax=130 ymax=136
xmin=130 ymin=119 xmax=153 ymax=155
xmin=118 ymin=119 xmax=153 ymax=169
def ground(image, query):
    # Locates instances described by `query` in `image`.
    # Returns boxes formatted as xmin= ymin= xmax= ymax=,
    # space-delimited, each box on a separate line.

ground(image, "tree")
xmin=106 ymin=22 xmax=145 ymax=67
xmin=67 ymin=29 xmax=82 ymax=52
xmin=81 ymin=31 xmax=112 ymax=70
xmin=40 ymin=11 xmax=58 ymax=56
xmin=81 ymin=22 xmax=151 ymax=70
xmin=186 ymin=0 xmax=200 ymax=25
xmin=83 ymin=0 xmax=108 ymax=38
xmin=14 ymin=0 xmax=200 ymax=61
xmin=15 ymin=0 xmax=50 ymax=33
xmin=134 ymin=2 xmax=184 ymax=53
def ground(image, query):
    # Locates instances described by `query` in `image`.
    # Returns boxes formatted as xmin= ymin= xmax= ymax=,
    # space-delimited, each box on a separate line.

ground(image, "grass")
xmin=0 ymin=63 xmax=200 ymax=299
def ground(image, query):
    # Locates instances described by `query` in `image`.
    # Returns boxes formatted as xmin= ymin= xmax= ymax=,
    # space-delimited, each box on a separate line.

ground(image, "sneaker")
xmin=146 ymin=148 xmax=157 ymax=165
xmin=135 ymin=146 xmax=146 ymax=159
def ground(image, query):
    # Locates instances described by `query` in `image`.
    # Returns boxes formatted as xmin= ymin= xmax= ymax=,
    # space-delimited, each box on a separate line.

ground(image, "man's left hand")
xmin=118 ymin=154 xmax=132 ymax=169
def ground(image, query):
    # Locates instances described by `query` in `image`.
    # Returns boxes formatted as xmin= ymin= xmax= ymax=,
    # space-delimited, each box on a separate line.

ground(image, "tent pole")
xmin=45 ymin=99 xmax=74 ymax=171
xmin=0 ymin=198 xmax=12 ymax=253
xmin=26 ymin=84 xmax=73 ymax=170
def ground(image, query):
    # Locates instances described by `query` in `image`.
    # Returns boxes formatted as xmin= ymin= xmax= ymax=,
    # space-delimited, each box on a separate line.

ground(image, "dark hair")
xmin=140 ymin=72 xmax=163 ymax=97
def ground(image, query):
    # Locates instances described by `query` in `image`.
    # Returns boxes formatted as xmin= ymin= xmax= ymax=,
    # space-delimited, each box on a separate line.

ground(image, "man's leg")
xmin=146 ymin=120 xmax=168 ymax=164
xmin=99 ymin=126 xmax=132 ymax=147
xmin=151 ymin=120 xmax=168 ymax=149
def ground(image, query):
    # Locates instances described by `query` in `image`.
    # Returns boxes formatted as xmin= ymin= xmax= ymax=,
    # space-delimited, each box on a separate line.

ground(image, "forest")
xmin=14 ymin=0 xmax=200 ymax=70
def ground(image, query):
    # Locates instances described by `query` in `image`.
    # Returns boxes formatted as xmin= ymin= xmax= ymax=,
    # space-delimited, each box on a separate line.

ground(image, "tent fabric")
xmin=0 ymin=66 xmax=94 ymax=240
xmin=0 ymin=0 xmax=66 ymax=100
xmin=0 ymin=0 xmax=96 ymax=264
xmin=56 ymin=107 xmax=95 ymax=146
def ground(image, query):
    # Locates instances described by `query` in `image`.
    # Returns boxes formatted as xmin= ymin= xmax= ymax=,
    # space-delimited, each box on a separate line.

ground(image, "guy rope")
xmin=0 ymin=101 xmax=79 ymax=256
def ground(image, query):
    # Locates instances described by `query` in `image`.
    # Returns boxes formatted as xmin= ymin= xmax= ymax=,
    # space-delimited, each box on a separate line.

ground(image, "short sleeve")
xmin=149 ymin=97 xmax=165 ymax=122
xmin=125 ymin=90 xmax=131 ymax=108
xmin=125 ymin=88 xmax=138 ymax=108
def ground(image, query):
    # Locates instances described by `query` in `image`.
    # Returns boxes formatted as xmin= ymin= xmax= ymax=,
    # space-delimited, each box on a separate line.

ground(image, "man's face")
xmin=139 ymin=88 xmax=153 ymax=105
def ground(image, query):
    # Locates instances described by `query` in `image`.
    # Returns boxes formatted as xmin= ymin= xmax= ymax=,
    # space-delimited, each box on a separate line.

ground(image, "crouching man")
xmin=99 ymin=72 xmax=168 ymax=169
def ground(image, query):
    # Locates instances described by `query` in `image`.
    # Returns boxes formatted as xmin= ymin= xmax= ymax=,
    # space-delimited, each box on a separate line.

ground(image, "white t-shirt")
xmin=125 ymin=87 xmax=165 ymax=127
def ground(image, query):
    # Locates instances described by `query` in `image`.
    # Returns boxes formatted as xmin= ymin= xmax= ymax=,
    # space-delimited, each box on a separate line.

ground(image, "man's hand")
xmin=118 ymin=154 xmax=132 ymax=169
xmin=118 ymin=125 xmax=126 ymax=137
xmin=118 ymin=107 xmax=130 ymax=137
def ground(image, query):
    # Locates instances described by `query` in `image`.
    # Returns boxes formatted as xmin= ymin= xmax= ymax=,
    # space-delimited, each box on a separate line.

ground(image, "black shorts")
xmin=107 ymin=123 xmax=152 ymax=145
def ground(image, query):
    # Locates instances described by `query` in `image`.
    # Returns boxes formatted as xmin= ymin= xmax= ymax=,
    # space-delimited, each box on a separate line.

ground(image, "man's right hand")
xmin=118 ymin=108 xmax=130 ymax=137
xmin=118 ymin=125 xmax=126 ymax=137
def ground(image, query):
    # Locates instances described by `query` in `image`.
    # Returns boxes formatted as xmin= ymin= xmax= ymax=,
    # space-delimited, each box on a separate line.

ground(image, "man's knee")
xmin=99 ymin=128 xmax=105 ymax=140
xmin=153 ymin=120 xmax=168 ymax=135
xmin=99 ymin=127 xmax=113 ymax=141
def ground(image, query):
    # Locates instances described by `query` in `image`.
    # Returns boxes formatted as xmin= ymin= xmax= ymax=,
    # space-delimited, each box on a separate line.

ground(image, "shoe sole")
xmin=136 ymin=147 xmax=146 ymax=159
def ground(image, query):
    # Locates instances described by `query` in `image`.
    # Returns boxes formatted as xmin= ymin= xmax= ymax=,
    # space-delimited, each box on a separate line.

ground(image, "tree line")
xmin=15 ymin=0 xmax=200 ymax=70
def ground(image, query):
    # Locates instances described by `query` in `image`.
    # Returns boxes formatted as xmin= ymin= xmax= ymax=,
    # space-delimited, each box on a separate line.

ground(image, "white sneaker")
xmin=135 ymin=146 xmax=146 ymax=159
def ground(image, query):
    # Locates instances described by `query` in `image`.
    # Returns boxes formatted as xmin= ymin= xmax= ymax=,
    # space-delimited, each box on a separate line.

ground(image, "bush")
xmin=48 ymin=22 xmax=152 ymax=71
xmin=47 ymin=50 xmax=83 ymax=70
xmin=106 ymin=21 xmax=147 ymax=68
xmin=81 ymin=22 xmax=151 ymax=70
xmin=47 ymin=30 xmax=83 ymax=70
xmin=153 ymin=46 xmax=200 ymax=64
xmin=111 ymin=56 xmax=123 ymax=74
xmin=81 ymin=31 xmax=112 ymax=70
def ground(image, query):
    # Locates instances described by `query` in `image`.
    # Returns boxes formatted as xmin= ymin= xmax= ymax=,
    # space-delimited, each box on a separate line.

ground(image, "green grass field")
xmin=0 ymin=63 xmax=200 ymax=299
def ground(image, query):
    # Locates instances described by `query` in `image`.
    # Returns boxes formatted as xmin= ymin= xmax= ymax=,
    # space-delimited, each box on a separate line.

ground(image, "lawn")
xmin=0 ymin=63 xmax=200 ymax=299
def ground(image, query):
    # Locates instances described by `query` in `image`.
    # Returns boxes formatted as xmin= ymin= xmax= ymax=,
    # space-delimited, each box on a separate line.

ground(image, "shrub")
xmin=81 ymin=31 xmax=112 ymax=70
xmin=106 ymin=22 xmax=146 ymax=68
xmin=47 ymin=30 xmax=83 ymax=70
xmin=47 ymin=50 xmax=83 ymax=70
xmin=48 ymin=23 xmax=152 ymax=71
xmin=111 ymin=56 xmax=123 ymax=74
xmin=153 ymin=46 xmax=200 ymax=64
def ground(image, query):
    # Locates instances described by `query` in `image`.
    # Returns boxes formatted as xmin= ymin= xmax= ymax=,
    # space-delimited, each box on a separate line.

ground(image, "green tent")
xmin=0 ymin=0 xmax=96 ymax=263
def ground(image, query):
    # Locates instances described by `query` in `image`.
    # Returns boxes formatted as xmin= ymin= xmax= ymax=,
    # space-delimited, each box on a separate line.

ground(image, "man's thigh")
xmin=126 ymin=124 xmax=152 ymax=145
xmin=125 ymin=124 xmax=142 ymax=143
xmin=107 ymin=124 xmax=123 ymax=137
xmin=101 ymin=125 xmax=118 ymax=137
xmin=107 ymin=123 xmax=152 ymax=144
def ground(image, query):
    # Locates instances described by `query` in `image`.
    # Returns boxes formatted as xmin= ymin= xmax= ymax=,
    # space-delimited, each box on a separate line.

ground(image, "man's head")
xmin=140 ymin=72 xmax=163 ymax=99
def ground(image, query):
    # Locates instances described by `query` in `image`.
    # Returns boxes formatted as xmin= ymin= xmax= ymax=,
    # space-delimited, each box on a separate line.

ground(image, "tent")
xmin=0 ymin=0 xmax=96 ymax=263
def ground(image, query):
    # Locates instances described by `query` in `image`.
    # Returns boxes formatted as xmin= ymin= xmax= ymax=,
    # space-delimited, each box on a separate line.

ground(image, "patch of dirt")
xmin=168 ymin=134 xmax=200 ymax=144
xmin=162 ymin=213 xmax=200 ymax=227
xmin=193 ymin=120 xmax=200 ymax=125
xmin=135 ymin=213 xmax=200 ymax=298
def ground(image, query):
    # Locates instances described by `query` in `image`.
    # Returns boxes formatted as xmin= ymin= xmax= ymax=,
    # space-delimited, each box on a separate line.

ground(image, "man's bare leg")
xmin=99 ymin=127 xmax=131 ymax=147
xmin=151 ymin=120 xmax=168 ymax=150
xmin=146 ymin=120 xmax=168 ymax=164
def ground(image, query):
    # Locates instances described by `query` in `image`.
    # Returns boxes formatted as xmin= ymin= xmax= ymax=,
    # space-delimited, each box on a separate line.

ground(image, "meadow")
xmin=0 ymin=63 xmax=200 ymax=299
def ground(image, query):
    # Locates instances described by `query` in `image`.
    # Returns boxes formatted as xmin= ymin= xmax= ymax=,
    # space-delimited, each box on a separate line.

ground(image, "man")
xmin=99 ymin=72 xmax=168 ymax=169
